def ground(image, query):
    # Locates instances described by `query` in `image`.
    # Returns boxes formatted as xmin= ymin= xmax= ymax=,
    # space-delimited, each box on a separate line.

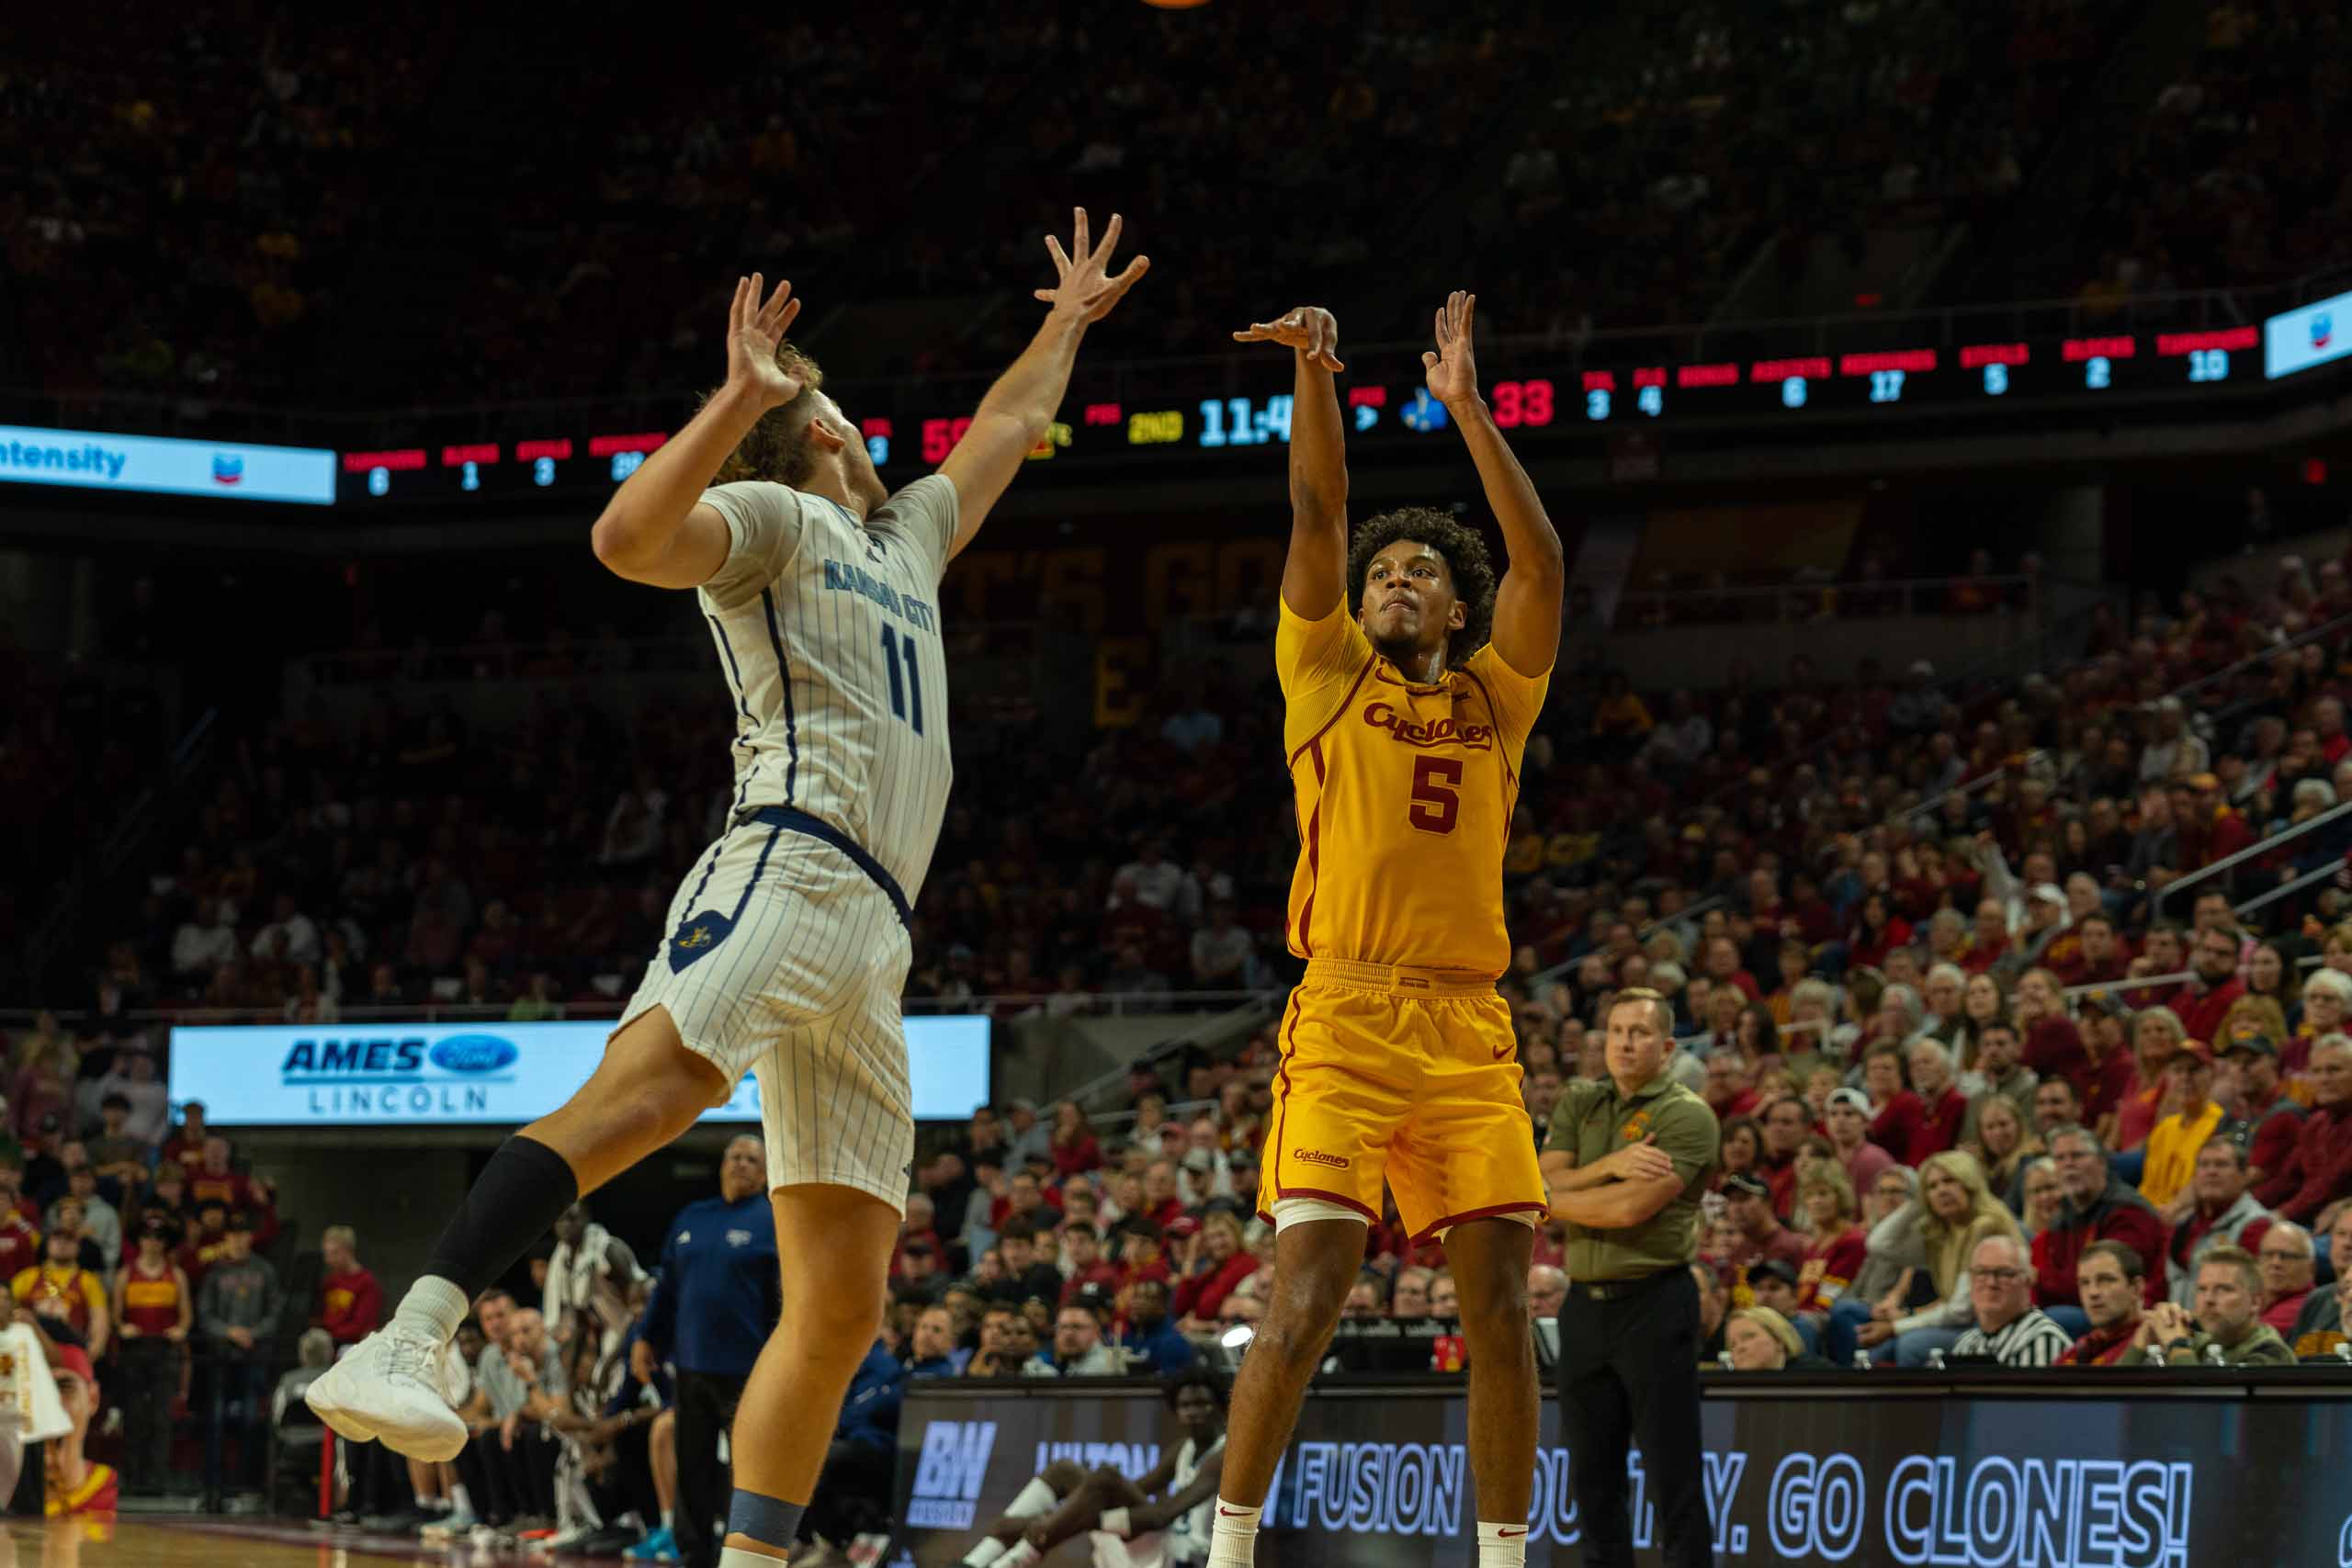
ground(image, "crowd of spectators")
xmin=11 ymin=2 xmax=2191 ymax=428
xmin=2068 ymin=0 xmax=2352 ymax=308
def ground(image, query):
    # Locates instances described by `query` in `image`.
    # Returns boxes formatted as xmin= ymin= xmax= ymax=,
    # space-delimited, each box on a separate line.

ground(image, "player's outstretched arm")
xmin=1424 ymin=291 xmax=1564 ymax=676
xmin=1235 ymin=307 xmax=1348 ymax=617
xmin=938 ymin=208 xmax=1148 ymax=562
xmin=590 ymin=274 xmax=805 ymax=590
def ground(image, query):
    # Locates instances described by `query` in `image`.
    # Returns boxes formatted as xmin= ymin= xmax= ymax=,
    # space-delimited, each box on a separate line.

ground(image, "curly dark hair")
xmin=1346 ymin=506 xmax=1498 ymax=669
xmin=1162 ymin=1366 xmax=1227 ymax=1412
xmin=698 ymin=340 xmax=828 ymax=486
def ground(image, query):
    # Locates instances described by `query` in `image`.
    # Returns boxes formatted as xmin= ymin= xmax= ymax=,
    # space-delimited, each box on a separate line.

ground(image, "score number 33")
xmin=1408 ymin=757 xmax=1462 ymax=834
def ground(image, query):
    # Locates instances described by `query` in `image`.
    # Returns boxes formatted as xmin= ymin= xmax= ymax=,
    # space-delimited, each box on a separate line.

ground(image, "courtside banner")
xmin=168 ymin=1016 xmax=989 ymax=1124
xmin=0 ymin=424 xmax=336 ymax=505
xmin=895 ymin=1378 xmax=2352 ymax=1568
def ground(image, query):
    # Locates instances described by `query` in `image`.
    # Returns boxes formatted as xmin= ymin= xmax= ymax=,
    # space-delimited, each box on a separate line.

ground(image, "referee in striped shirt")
xmin=1949 ymin=1235 xmax=2073 ymax=1367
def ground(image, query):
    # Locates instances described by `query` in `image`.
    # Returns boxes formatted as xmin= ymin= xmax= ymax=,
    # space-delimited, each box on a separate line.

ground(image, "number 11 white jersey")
xmin=694 ymin=474 xmax=958 ymax=906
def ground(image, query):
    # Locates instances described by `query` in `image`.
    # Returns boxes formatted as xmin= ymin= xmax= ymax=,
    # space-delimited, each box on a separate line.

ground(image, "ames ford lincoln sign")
xmin=168 ymin=1018 xmax=991 ymax=1126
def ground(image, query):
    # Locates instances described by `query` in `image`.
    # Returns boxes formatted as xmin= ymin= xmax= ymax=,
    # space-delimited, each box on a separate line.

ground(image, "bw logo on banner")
xmin=908 ymin=1421 xmax=998 ymax=1529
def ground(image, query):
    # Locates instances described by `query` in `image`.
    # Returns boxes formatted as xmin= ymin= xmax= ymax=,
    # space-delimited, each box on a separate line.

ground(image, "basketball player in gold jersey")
xmin=1204 ymin=294 xmax=1561 ymax=1568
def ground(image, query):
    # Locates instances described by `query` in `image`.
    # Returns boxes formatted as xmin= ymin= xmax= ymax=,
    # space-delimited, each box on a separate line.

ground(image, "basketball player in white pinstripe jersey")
xmin=311 ymin=210 xmax=1148 ymax=1568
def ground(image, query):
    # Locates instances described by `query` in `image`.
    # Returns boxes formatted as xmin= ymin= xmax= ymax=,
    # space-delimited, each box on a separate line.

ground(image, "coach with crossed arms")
xmin=1540 ymin=987 xmax=1721 ymax=1568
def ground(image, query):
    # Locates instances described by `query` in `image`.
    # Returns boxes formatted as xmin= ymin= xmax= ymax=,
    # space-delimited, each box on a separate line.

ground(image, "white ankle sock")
xmin=1007 ymin=1476 xmax=1059 ymax=1518
xmin=998 ymin=1541 xmax=1042 ymax=1568
xmin=1208 ymin=1499 xmax=1260 ymax=1568
xmin=390 ymin=1275 xmax=469 ymax=1342
xmin=718 ymin=1550 xmax=789 ymax=1567
xmin=1476 ymin=1519 xmax=1529 ymax=1568
xmin=963 ymin=1539 xmax=1012 ymax=1568
xmin=662 ymin=1508 xmax=675 ymax=1531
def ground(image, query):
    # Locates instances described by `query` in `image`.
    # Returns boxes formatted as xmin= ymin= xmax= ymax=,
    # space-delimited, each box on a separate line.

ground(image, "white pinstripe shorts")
xmin=618 ymin=815 xmax=915 ymax=1213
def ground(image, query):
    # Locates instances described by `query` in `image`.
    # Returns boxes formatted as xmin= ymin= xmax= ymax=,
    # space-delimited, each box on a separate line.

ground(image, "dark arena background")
xmin=6 ymin=3 xmax=2352 ymax=1565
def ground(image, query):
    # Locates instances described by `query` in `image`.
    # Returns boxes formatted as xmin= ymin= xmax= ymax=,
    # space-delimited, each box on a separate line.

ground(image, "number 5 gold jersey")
xmin=1276 ymin=595 xmax=1550 ymax=982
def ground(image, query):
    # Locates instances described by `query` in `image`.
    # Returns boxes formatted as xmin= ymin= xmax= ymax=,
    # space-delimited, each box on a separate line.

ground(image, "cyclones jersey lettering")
xmin=1277 ymin=595 xmax=1548 ymax=978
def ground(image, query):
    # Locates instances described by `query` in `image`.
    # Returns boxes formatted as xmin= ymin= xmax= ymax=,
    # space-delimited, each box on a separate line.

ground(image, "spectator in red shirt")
xmin=1171 ymin=1212 xmax=1260 ymax=1328
xmin=1047 ymin=1102 xmax=1103 ymax=1180
xmin=0 ymin=1162 xmax=40 ymax=1282
xmin=2315 ymin=693 xmax=2350 ymax=765
xmin=2255 ymin=1035 xmax=2352 ymax=1224
xmin=1717 ymin=1173 xmax=1808 ymax=1297
xmin=1792 ymin=1166 xmax=1867 ymax=1329
xmin=158 ymin=1104 xmax=213 ymax=1180
xmin=2056 ymin=1240 xmax=2148 ymax=1366
xmin=1824 ymin=1088 xmax=1895 ymax=1198
xmin=186 ymin=1138 xmax=252 ymax=1219
xmin=2019 ymin=977 xmax=2137 ymax=1127
xmin=2112 ymin=1010 xmax=2186 ymax=1154
xmin=1056 ymin=1224 xmax=1123 ymax=1308
xmin=1871 ymin=1040 xmax=1968 ymax=1167
xmin=2120 ymin=927 xmax=2188 ymax=1011
xmin=2034 ymin=1125 xmax=2166 ymax=1315
xmin=1704 ymin=1055 xmax=1760 ymax=1122
xmin=1753 ymin=1097 xmax=1811 ymax=1218
xmin=1137 ymin=1161 xmax=1185 ymax=1232
xmin=1846 ymin=893 xmax=1912 ymax=973
xmin=313 ymin=1224 xmax=381 ymax=1347
xmin=2221 ymin=1035 xmax=2306 ymax=1186
xmin=2048 ymin=910 xmax=2132 ymax=988
xmin=1702 ymin=936 xmax=1760 ymax=1001
xmin=1113 ymin=1217 xmax=1172 ymax=1292
xmin=2168 ymin=927 xmax=2247 ymax=1047
xmin=2254 ymin=1221 xmax=2316 ymax=1333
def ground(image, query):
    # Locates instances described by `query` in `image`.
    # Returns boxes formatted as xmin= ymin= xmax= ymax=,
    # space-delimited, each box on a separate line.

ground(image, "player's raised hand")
xmin=1421 ymin=290 xmax=1481 ymax=408
xmin=1035 ymin=208 xmax=1149 ymax=324
xmin=1232 ymin=306 xmax=1345 ymax=371
xmin=724 ymin=272 xmax=804 ymax=410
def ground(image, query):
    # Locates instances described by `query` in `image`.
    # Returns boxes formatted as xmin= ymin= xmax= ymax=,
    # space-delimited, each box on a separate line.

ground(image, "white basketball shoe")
xmin=305 ymin=1325 xmax=469 ymax=1461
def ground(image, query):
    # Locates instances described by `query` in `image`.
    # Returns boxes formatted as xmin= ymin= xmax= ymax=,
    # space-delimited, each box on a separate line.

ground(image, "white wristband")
xmin=1101 ymin=1507 xmax=1133 ymax=1539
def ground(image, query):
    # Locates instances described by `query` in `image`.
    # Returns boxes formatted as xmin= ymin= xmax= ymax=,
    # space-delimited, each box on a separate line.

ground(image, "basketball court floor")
xmin=0 ymin=1516 xmax=503 ymax=1565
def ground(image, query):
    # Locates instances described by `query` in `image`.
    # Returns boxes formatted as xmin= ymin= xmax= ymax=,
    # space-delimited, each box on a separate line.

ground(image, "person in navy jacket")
xmin=800 ymin=1337 xmax=906 ymax=1551
xmin=630 ymin=1136 xmax=778 ymax=1568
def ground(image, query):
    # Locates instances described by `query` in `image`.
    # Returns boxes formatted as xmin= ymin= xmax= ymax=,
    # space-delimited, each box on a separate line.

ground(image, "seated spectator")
xmin=2289 ymin=1203 xmax=2352 ymax=1357
xmin=1058 ymin=1224 xmax=1123 ymax=1308
xmin=1049 ymin=1103 xmax=1104 ymax=1180
xmin=2019 ymin=1156 xmax=2066 ymax=1240
xmin=2137 ymin=1046 xmax=2227 ymax=1210
xmin=988 ymin=1222 xmax=1067 ymax=1308
xmin=1721 ymin=1307 xmax=1832 ymax=1371
xmin=1792 ymin=1166 xmax=1867 ymax=1348
xmin=1871 ymin=1040 xmax=1968 ymax=1168
xmin=1116 ymin=1279 xmax=1195 ymax=1375
xmin=1855 ymin=1151 xmax=2023 ymax=1367
xmin=1027 ymin=1301 xmax=1122 ymax=1377
xmin=1717 ymin=1174 xmax=1807 ymax=1303
xmin=1690 ymin=1263 xmax=1729 ymax=1364
xmin=2221 ymin=1035 xmax=2305 ymax=1189
xmin=1526 ymin=1265 xmax=1568 ymax=1323
xmin=1753 ymin=1097 xmax=1810 ymax=1218
xmin=2253 ymin=1034 xmax=2352 ymax=1224
xmin=909 ymin=1304 xmax=971 ymax=1377
xmin=2035 ymin=1126 xmax=2165 ymax=1325
xmin=1950 ymin=1235 xmax=2073 ymax=1367
xmin=1823 ymin=1089 xmax=1894 ymax=1200
xmin=1966 ymin=1096 xmax=2041 ymax=1210
xmin=2056 ymin=1241 xmax=2148 ymax=1366
xmin=1171 ymin=1213 xmax=1257 ymax=1330
xmin=2163 ymin=1138 xmax=2273 ymax=1304
xmin=2120 ymin=1247 xmax=2294 ymax=1366
xmin=798 ymin=1334 xmax=905 ymax=1553
xmin=1743 ymin=1258 xmax=1804 ymax=1323
xmin=2254 ymin=1221 xmax=2316 ymax=1333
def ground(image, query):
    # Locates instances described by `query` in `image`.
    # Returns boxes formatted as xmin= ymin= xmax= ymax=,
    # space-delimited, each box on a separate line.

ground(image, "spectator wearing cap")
xmin=1823 ymin=1089 xmax=1894 ymax=1200
xmin=2138 ymin=1046 xmax=2230 ymax=1209
xmin=196 ymin=1210 xmax=281 ymax=1509
xmin=2055 ymin=1240 xmax=2147 ymax=1365
xmin=1743 ymin=1258 xmax=1804 ymax=1324
xmin=2254 ymin=1220 xmax=2316 ymax=1332
xmin=1115 ymin=1278 xmax=1195 ymax=1374
xmin=1951 ymin=1235 xmax=2072 ymax=1367
xmin=2035 ymin=1127 xmax=2165 ymax=1323
xmin=40 ymin=1341 xmax=118 ymax=1517
xmin=2120 ymin=1246 xmax=2294 ymax=1366
xmin=2222 ymin=1034 xmax=2305 ymax=1185
xmin=14 ymin=1203 xmax=110 ymax=1356
xmin=1026 ymin=1302 xmax=1120 ymax=1376
xmin=1718 ymin=1174 xmax=1806 ymax=1305
xmin=2168 ymin=929 xmax=2247 ymax=1054
xmin=2019 ymin=976 xmax=2138 ymax=1137
xmin=111 ymin=1213 xmax=190 ymax=1496
xmin=2163 ymin=1138 xmax=2274 ymax=1305
xmin=2254 ymin=1034 xmax=2352 ymax=1224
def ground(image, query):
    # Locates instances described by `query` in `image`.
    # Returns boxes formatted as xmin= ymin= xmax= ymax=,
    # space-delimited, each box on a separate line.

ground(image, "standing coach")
xmin=1539 ymin=987 xmax=1720 ymax=1568
xmin=633 ymin=1134 xmax=780 ymax=1568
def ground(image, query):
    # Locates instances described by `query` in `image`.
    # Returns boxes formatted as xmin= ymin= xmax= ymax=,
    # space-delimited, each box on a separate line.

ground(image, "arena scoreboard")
xmin=329 ymin=316 xmax=2316 ymax=505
